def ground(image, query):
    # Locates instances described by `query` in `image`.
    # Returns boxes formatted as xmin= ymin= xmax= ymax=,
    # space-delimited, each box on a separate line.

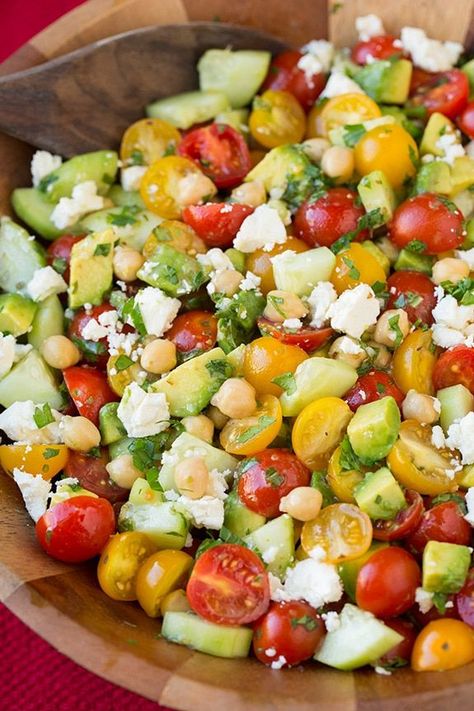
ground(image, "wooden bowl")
xmin=1 ymin=2 xmax=474 ymax=708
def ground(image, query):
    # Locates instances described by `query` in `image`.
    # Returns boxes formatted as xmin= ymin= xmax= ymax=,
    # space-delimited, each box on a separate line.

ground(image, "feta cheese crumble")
xmin=321 ymin=610 xmax=341 ymax=632
xmin=374 ymin=666 xmax=392 ymax=676
xmin=400 ymin=27 xmax=463 ymax=72
xmin=445 ymin=412 xmax=474 ymax=465
xmin=415 ymin=587 xmax=434 ymax=614
xmin=282 ymin=318 xmax=303 ymax=330
xmin=134 ymin=287 xmax=180 ymax=337
xmin=176 ymin=495 xmax=225 ymax=530
xmin=0 ymin=401 xmax=63 ymax=444
xmin=435 ymin=131 xmax=465 ymax=166
xmin=27 ymin=266 xmax=67 ymax=302
xmin=50 ymin=180 xmax=106 ymax=230
xmin=465 ymin=487 xmax=474 ymax=526
xmin=355 ymin=14 xmax=385 ymax=42
xmin=121 ymin=165 xmax=147 ymax=192
xmin=300 ymin=39 xmax=334 ymax=73
xmin=431 ymin=294 xmax=474 ymax=348
xmin=30 ymin=150 xmax=62 ymax=188
xmin=0 ymin=334 xmax=16 ymax=380
xmin=307 ymin=281 xmax=338 ymax=328
xmin=337 ymin=336 xmax=364 ymax=355
xmin=431 ymin=425 xmax=447 ymax=450
xmin=117 ymin=382 xmax=170 ymax=437
xmin=233 ymin=205 xmax=287 ymax=253
xmin=197 ymin=248 xmax=235 ymax=273
xmin=270 ymin=558 xmax=343 ymax=609
xmin=327 ymin=283 xmax=380 ymax=339
xmin=270 ymin=655 xmax=287 ymax=670
xmin=239 ymin=271 xmax=261 ymax=291
xmin=13 ymin=468 xmax=51 ymax=522
xmin=321 ymin=72 xmax=365 ymax=99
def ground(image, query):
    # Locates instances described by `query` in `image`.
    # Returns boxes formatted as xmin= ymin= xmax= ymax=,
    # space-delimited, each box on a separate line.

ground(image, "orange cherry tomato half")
xmin=0 ymin=444 xmax=69 ymax=480
xmin=120 ymin=117 xmax=181 ymax=166
xmin=292 ymin=397 xmax=353 ymax=470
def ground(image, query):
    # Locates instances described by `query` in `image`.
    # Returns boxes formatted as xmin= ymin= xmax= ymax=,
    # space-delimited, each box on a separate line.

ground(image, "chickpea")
xmin=206 ymin=405 xmax=229 ymax=430
xmin=402 ymin=389 xmax=440 ymax=425
xmin=106 ymin=453 xmax=142 ymax=489
xmin=279 ymin=487 xmax=323 ymax=521
xmin=178 ymin=172 xmax=216 ymax=206
xmin=321 ymin=146 xmax=355 ymax=182
xmin=329 ymin=336 xmax=367 ymax=368
xmin=373 ymin=309 xmax=410 ymax=348
xmin=432 ymin=257 xmax=470 ymax=285
xmin=113 ymin=245 xmax=145 ymax=282
xmin=160 ymin=589 xmax=192 ymax=615
xmin=301 ymin=137 xmax=331 ymax=163
xmin=365 ymin=341 xmax=392 ymax=369
xmin=140 ymin=338 xmax=177 ymax=374
xmin=61 ymin=415 xmax=101 ymax=452
xmin=41 ymin=335 xmax=80 ymax=370
xmin=263 ymin=290 xmax=308 ymax=323
xmin=231 ymin=181 xmax=266 ymax=207
xmin=210 ymin=269 xmax=243 ymax=296
xmin=182 ymin=414 xmax=214 ymax=443
xmin=174 ymin=456 xmax=209 ymax=499
xmin=210 ymin=378 xmax=257 ymax=419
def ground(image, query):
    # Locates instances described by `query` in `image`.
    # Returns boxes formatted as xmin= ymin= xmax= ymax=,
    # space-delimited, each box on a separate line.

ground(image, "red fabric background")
xmin=0 ymin=2 xmax=172 ymax=709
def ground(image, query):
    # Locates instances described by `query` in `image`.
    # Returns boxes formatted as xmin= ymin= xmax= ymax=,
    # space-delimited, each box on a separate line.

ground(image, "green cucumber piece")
xmin=147 ymin=91 xmax=230 ymax=130
xmin=437 ymin=384 xmax=474 ymax=433
xmin=162 ymin=611 xmax=252 ymax=658
xmin=99 ymin=402 xmax=126 ymax=445
xmin=0 ymin=349 xmax=62 ymax=408
xmin=0 ymin=294 xmax=37 ymax=336
xmin=129 ymin=478 xmax=164 ymax=506
xmin=198 ymin=49 xmax=271 ymax=109
xmin=272 ymin=247 xmax=336 ymax=297
xmin=223 ymin=489 xmax=266 ymax=537
xmin=215 ymin=109 xmax=250 ymax=134
xmin=80 ymin=207 xmax=162 ymax=251
xmin=118 ymin=501 xmax=189 ymax=549
xmin=28 ymin=295 xmax=64 ymax=350
xmin=38 ymin=150 xmax=118 ymax=202
xmin=0 ymin=218 xmax=46 ymax=294
xmin=280 ymin=358 xmax=358 ymax=417
xmin=11 ymin=188 xmax=62 ymax=240
xmin=244 ymin=514 xmax=294 ymax=576
xmin=108 ymin=185 xmax=146 ymax=208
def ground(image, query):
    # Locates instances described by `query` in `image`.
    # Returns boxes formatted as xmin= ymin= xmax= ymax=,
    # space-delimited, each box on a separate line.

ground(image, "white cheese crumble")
xmin=300 ymin=39 xmax=334 ymax=73
xmin=297 ymin=54 xmax=324 ymax=85
xmin=270 ymin=558 xmax=343 ymax=609
xmin=337 ymin=336 xmax=364 ymax=355
xmin=26 ymin=266 xmax=67 ymax=302
xmin=50 ymin=180 xmax=106 ymax=230
xmin=400 ymin=27 xmax=463 ymax=72
xmin=355 ymin=14 xmax=385 ymax=41
xmin=81 ymin=318 xmax=108 ymax=341
xmin=264 ymin=647 xmax=277 ymax=658
xmin=176 ymin=495 xmax=224 ymax=530
xmin=206 ymin=469 xmax=229 ymax=500
xmin=121 ymin=165 xmax=147 ymax=192
xmin=239 ymin=271 xmax=261 ymax=291
xmin=465 ymin=488 xmax=474 ymax=526
xmin=374 ymin=666 xmax=392 ymax=676
xmin=445 ymin=412 xmax=474 ymax=465
xmin=13 ymin=468 xmax=51 ymax=522
xmin=0 ymin=401 xmax=63 ymax=444
xmin=197 ymin=248 xmax=235 ymax=273
xmin=30 ymin=150 xmax=62 ymax=188
xmin=117 ymin=382 xmax=170 ymax=437
xmin=431 ymin=425 xmax=447 ymax=449
xmin=431 ymin=294 xmax=474 ymax=348
xmin=415 ymin=587 xmax=434 ymax=614
xmin=435 ymin=131 xmax=465 ymax=166
xmin=327 ymin=284 xmax=380 ymax=339
xmin=0 ymin=334 xmax=16 ymax=380
xmin=282 ymin=318 xmax=303 ymax=330
xmin=270 ymin=655 xmax=287 ymax=670
xmin=321 ymin=72 xmax=365 ymax=99
xmin=233 ymin=204 xmax=287 ymax=253
xmin=307 ymin=281 xmax=338 ymax=328
xmin=134 ymin=287 xmax=180 ymax=337
xmin=321 ymin=610 xmax=341 ymax=632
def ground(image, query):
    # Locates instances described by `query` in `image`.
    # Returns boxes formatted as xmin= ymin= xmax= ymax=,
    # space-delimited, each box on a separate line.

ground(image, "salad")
xmin=3 ymin=12 xmax=474 ymax=675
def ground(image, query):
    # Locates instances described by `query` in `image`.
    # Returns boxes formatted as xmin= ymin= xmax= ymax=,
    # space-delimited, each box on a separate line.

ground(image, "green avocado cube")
xmin=137 ymin=243 xmax=207 ymax=297
xmin=355 ymin=59 xmax=412 ymax=104
xmin=347 ymin=396 xmax=401 ymax=465
xmin=420 ymin=112 xmax=456 ymax=155
xmin=414 ymin=161 xmax=452 ymax=197
xmin=422 ymin=541 xmax=471 ymax=594
xmin=0 ymin=293 xmax=37 ymax=336
xmin=68 ymin=228 xmax=115 ymax=308
xmin=354 ymin=467 xmax=406 ymax=520
xmin=357 ymin=170 xmax=397 ymax=224
xmin=99 ymin=402 xmax=126 ymax=445
xmin=394 ymin=248 xmax=434 ymax=275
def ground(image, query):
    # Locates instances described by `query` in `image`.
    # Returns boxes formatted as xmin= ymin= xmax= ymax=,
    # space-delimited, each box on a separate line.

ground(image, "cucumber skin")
xmin=28 ymin=295 xmax=64 ymax=350
xmin=162 ymin=611 xmax=253 ymax=658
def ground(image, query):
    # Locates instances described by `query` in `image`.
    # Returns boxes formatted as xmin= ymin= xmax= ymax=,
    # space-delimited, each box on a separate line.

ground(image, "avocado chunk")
xmin=394 ymin=248 xmax=434 ymax=275
xmin=198 ymin=49 xmax=271 ymax=109
xmin=11 ymin=188 xmax=63 ymax=240
xmin=223 ymin=489 xmax=266 ymax=537
xmin=357 ymin=170 xmax=397 ymax=224
xmin=28 ymin=294 xmax=64 ymax=350
xmin=147 ymin=90 xmax=230 ymax=130
xmin=0 ymin=217 xmax=46 ymax=295
xmin=137 ymin=244 xmax=208 ymax=297
xmin=108 ymin=185 xmax=146 ymax=209
xmin=0 ymin=294 xmax=37 ymax=336
xmin=108 ymin=436 xmax=133 ymax=460
xmin=0 ymin=348 xmax=62 ymax=408
xmin=347 ymin=396 xmax=401 ymax=465
xmin=422 ymin=541 xmax=471 ymax=594
xmin=49 ymin=482 xmax=98 ymax=507
xmin=338 ymin=542 xmax=388 ymax=601
xmin=214 ymin=109 xmax=249 ymax=134
xmin=355 ymin=59 xmax=412 ymax=104
xmin=225 ymin=248 xmax=246 ymax=273
xmin=244 ymin=514 xmax=294 ymax=576
xmin=68 ymin=228 xmax=115 ymax=308
xmin=450 ymin=156 xmax=474 ymax=195
xmin=280 ymin=358 xmax=358 ymax=417
xmin=420 ymin=113 xmax=456 ymax=155
xmin=99 ymin=402 xmax=127 ymax=445
xmin=80 ymin=206 xmax=162 ymax=251
xmin=272 ymin=247 xmax=336 ymax=297
xmin=118 ymin=501 xmax=189 ymax=549
xmin=162 ymin=611 xmax=253 ymax=658
xmin=414 ymin=161 xmax=452 ymax=196
xmin=437 ymin=384 xmax=474 ymax=433
xmin=38 ymin=150 xmax=118 ymax=202
xmin=354 ymin=467 xmax=406 ymax=520
xmin=128 ymin=477 xmax=164 ymax=506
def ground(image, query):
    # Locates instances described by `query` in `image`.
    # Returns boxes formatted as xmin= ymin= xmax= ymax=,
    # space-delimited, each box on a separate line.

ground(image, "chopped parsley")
xmin=388 ymin=314 xmax=404 ymax=347
xmin=115 ymin=354 xmax=134 ymax=372
xmin=343 ymin=124 xmax=366 ymax=148
xmin=271 ymin=372 xmax=297 ymax=396
xmin=33 ymin=403 xmax=55 ymax=429
xmin=43 ymin=448 xmax=60 ymax=459
xmin=331 ymin=208 xmax=385 ymax=254
xmin=107 ymin=205 xmax=141 ymax=226
xmin=129 ymin=149 xmax=145 ymax=166
xmin=405 ymin=239 xmax=426 ymax=254
xmin=236 ymin=415 xmax=276 ymax=444
xmin=441 ymin=277 xmax=474 ymax=305
xmin=342 ymin=256 xmax=360 ymax=280
xmin=265 ymin=467 xmax=284 ymax=487
xmin=290 ymin=615 xmax=319 ymax=632
xmin=339 ymin=435 xmax=364 ymax=472
xmin=94 ymin=243 xmax=111 ymax=257
xmin=52 ymin=257 xmax=67 ymax=275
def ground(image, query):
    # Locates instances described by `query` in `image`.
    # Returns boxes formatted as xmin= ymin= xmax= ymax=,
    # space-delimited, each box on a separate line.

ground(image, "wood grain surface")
xmin=1 ymin=1 xmax=474 ymax=708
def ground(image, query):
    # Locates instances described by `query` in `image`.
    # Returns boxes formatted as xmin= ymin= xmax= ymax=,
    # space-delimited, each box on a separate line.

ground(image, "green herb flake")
xmin=342 ymin=256 xmax=360 ymax=280
xmin=115 ymin=354 xmax=134 ymax=372
xmin=339 ymin=435 xmax=363 ymax=471
xmin=236 ymin=415 xmax=276 ymax=444
xmin=343 ymin=123 xmax=366 ymax=148
xmin=265 ymin=467 xmax=284 ymax=488
xmin=107 ymin=205 xmax=140 ymax=227
xmin=331 ymin=208 xmax=384 ymax=254
xmin=441 ymin=277 xmax=474 ymax=305
xmin=290 ymin=615 xmax=318 ymax=632
xmin=271 ymin=371 xmax=297 ymax=396
xmin=94 ymin=243 xmax=111 ymax=257
xmin=432 ymin=591 xmax=449 ymax=614
xmin=376 ymin=382 xmax=386 ymax=394
xmin=388 ymin=314 xmax=403 ymax=348
xmin=43 ymin=448 xmax=60 ymax=460
xmin=52 ymin=257 xmax=67 ymax=275
xmin=408 ymin=145 xmax=420 ymax=170
xmin=33 ymin=403 xmax=55 ymax=429
xmin=129 ymin=149 xmax=145 ymax=166
xmin=38 ymin=173 xmax=59 ymax=193
xmin=405 ymin=239 xmax=426 ymax=254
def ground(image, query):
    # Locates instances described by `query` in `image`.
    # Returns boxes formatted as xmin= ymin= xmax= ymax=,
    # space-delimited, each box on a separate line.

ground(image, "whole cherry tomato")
xmin=407 ymin=500 xmax=472 ymax=554
xmin=166 ymin=310 xmax=217 ymax=356
xmin=456 ymin=568 xmax=474 ymax=628
xmin=410 ymin=69 xmax=469 ymax=120
xmin=253 ymin=601 xmax=326 ymax=667
xmin=411 ymin=619 xmax=474 ymax=671
xmin=178 ymin=123 xmax=251 ymax=189
xmin=36 ymin=496 xmax=115 ymax=563
xmin=294 ymin=188 xmax=368 ymax=248
xmin=432 ymin=345 xmax=474 ymax=394
xmin=457 ymin=101 xmax=474 ymax=140
xmin=182 ymin=202 xmax=254 ymax=248
xmin=64 ymin=449 xmax=129 ymax=503
xmin=237 ymin=448 xmax=310 ymax=518
xmin=386 ymin=270 xmax=437 ymax=326
xmin=352 ymin=35 xmax=403 ymax=65
xmin=261 ymin=50 xmax=326 ymax=111
xmin=68 ymin=303 xmax=117 ymax=368
xmin=344 ymin=370 xmax=405 ymax=412
xmin=354 ymin=124 xmax=418 ymax=189
xmin=186 ymin=544 xmax=270 ymax=625
xmin=389 ymin=193 xmax=464 ymax=255
xmin=257 ymin=318 xmax=333 ymax=353
xmin=63 ymin=365 xmax=118 ymax=424
xmin=356 ymin=547 xmax=421 ymax=617
xmin=372 ymin=490 xmax=424 ymax=542
xmin=46 ymin=234 xmax=85 ymax=283
xmin=375 ymin=618 xmax=418 ymax=669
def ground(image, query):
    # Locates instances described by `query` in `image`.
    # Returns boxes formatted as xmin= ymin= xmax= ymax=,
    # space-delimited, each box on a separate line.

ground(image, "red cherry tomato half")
xmin=407 ymin=500 xmax=472 ymax=554
xmin=261 ymin=50 xmax=326 ymax=111
xmin=64 ymin=449 xmax=129 ymax=503
xmin=457 ymin=101 xmax=474 ymax=140
xmin=237 ymin=448 xmax=311 ymax=518
xmin=455 ymin=568 xmax=474 ymax=628
xmin=386 ymin=270 xmax=437 ymax=325
xmin=46 ymin=234 xmax=85 ymax=283
xmin=344 ymin=370 xmax=405 ymax=412
xmin=253 ymin=601 xmax=326 ymax=666
xmin=432 ymin=345 xmax=474 ymax=394
xmin=389 ymin=193 xmax=465 ymax=255
xmin=351 ymin=35 xmax=403 ymax=65
xmin=372 ymin=490 xmax=424 ymax=542
xmin=36 ymin=496 xmax=115 ymax=563
xmin=257 ymin=317 xmax=333 ymax=353
xmin=186 ymin=543 xmax=270 ymax=625
xmin=410 ymin=68 xmax=437 ymax=95
xmin=356 ymin=547 xmax=421 ymax=618
xmin=166 ymin=310 xmax=217 ymax=355
xmin=375 ymin=618 xmax=418 ymax=669
xmin=410 ymin=69 xmax=469 ymax=120
xmin=68 ymin=303 xmax=117 ymax=368
xmin=294 ymin=188 xmax=368 ymax=248
xmin=182 ymin=203 xmax=254 ymax=248
xmin=178 ymin=123 xmax=251 ymax=190
xmin=411 ymin=594 xmax=459 ymax=626
xmin=63 ymin=365 xmax=118 ymax=425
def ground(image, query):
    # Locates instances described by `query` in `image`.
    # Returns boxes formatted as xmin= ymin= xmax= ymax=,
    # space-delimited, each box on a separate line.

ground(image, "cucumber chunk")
xmin=147 ymin=91 xmax=230 ymax=130
xmin=28 ymin=295 xmax=64 ymax=350
xmin=0 ymin=218 xmax=46 ymax=295
xmin=108 ymin=185 xmax=145 ymax=209
xmin=81 ymin=207 xmax=163 ymax=251
xmin=198 ymin=49 xmax=271 ymax=109
xmin=280 ymin=358 xmax=358 ymax=417
xmin=437 ymin=384 xmax=474 ymax=432
xmin=11 ymin=188 xmax=62 ymax=240
xmin=0 ymin=349 xmax=62 ymax=408
xmin=272 ymin=247 xmax=336 ymax=297
xmin=129 ymin=478 xmax=164 ymax=506
xmin=118 ymin=501 xmax=189 ymax=549
xmin=244 ymin=514 xmax=294 ymax=576
xmin=38 ymin=150 xmax=118 ymax=202
xmin=159 ymin=432 xmax=237 ymax=491
xmin=162 ymin=611 xmax=252 ymax=658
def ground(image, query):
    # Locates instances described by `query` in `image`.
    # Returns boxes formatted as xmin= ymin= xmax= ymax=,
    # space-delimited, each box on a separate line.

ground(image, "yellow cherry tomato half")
xmin=292 ymin=397 xmax=353 ymax=470
xmin=97 ymin=532 xmax=156 ymax=601
xmin=219 ymin=394 xmax=282 ymax=455
xmin=0 ymin=444 xmax=69 ymax=480
xmin=301 ymin=502 xmax=372 ymax=564
xmin=392 ymin=328 xmax=437 ymax=395
xmin=411 ymin=619 xmax=474 ymax=672
xmin=243 ymin=336 xmax=308 ymax=397
xmin=245 ymin=236 xmax=308 ymax=294
xmin=107 ymin=353 xmax=143 ymax=397
xmin=354 ymin=123 xmax=418 ymax=189
xmin=142 ymin=219 xmax=206 ymax=259
xmin=136 ymin=549 xmax=193 ymax=618
xmin=249 ymin=90 xmax=306 ymax=149
xmin=387 ymin=419 xmax=461 ymax=496
xmin=331 ymin=243 xmax=387 ymax=295
xmin=316 ymin=93 xmax=381 ymax=137
xmin=120 ymin=117 xmax=181 ymax=166
xmin=327 ymin=445 xmax=366 ymax=503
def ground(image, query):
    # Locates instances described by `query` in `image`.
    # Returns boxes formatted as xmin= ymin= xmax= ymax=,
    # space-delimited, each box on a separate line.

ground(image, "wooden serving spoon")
xmin=0 ymin=22 xmax=287 ymax=157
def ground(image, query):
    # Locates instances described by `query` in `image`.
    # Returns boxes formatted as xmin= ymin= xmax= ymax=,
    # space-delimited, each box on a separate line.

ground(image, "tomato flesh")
xmin=433 ymin=345 xmax=474 ymax=394
xmin=166 ymin=310 xmax=217 ymax=355
xmin=407 ymin=500 xmax=472 ymax=554
xmin=356 ymin=547 xmax=421 ymax=617
xmin=386 ymin=270 xmax=437 ymax=325
xmin=63 ymin=365 xmax=118 ymax=424
xmin=64 ymin=449 xmax=129 ymax=503
xmin=257 ymin=317 xmax=333 ymax=353
xmin=261 ymin=50 xmax=326 ymax=111
xmin=372 ymin=490 xmax=424 ymax=542
xmin=68 ymin=303 xmax=117 ymax=368
xmin=294 ymin=188 xmax=368 ymax=248
xmin=344 ymin=370 xmax=404 ymax=412
xmin=375 ymin=618 xmax=417 ymax=669
xmin=457 ymin=101 xmax=474 ymax=140
xmin=351 ymin=35 xmax=403 ymax=65
xmin=46 ymin=234 xmax=85 ymax=283
xmin=410 ymin=69 xmax=469 ymax=120
xmin=182 ymin=203 xmax=254 ymax=247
